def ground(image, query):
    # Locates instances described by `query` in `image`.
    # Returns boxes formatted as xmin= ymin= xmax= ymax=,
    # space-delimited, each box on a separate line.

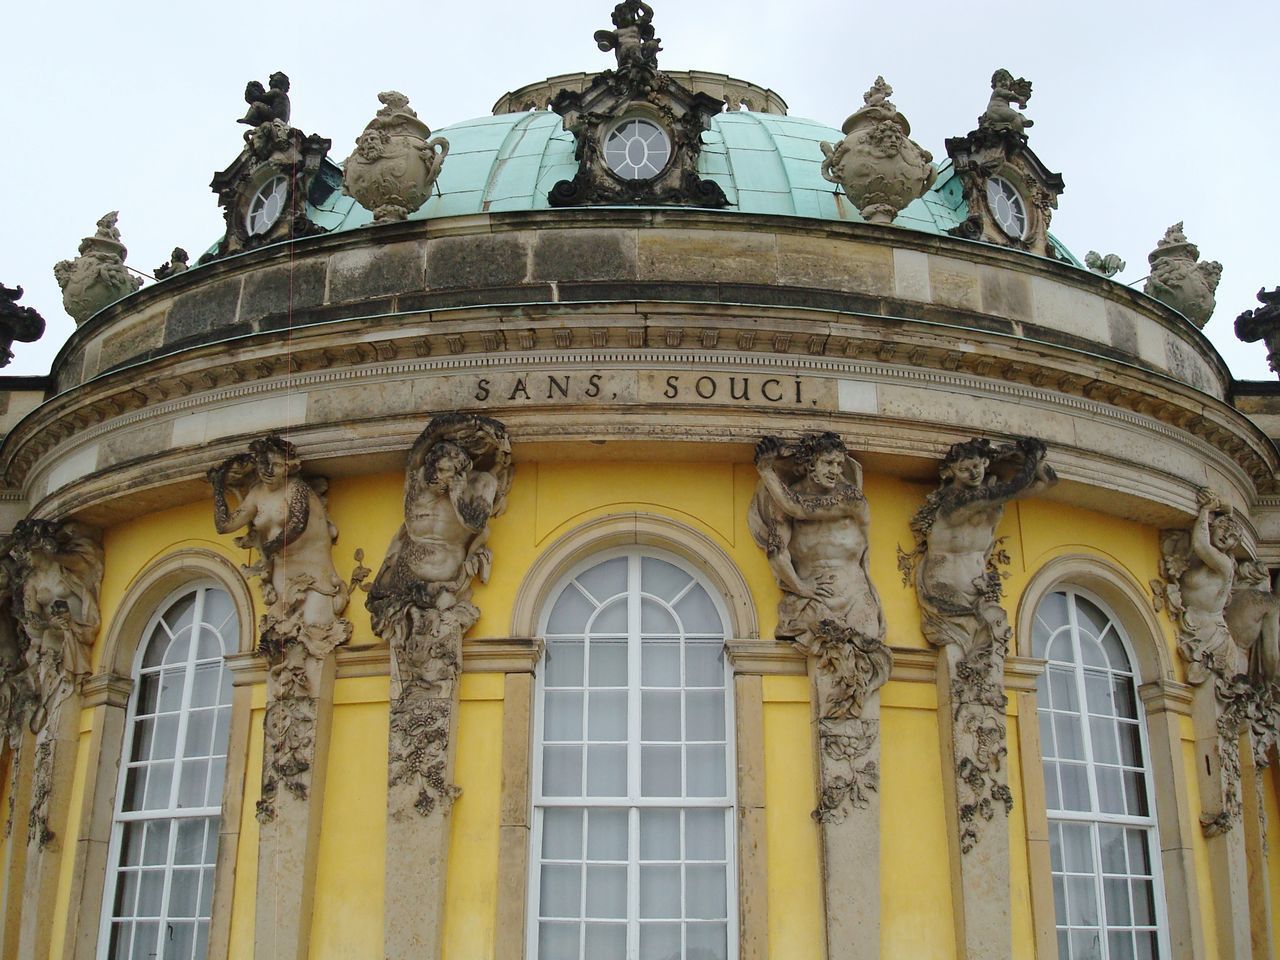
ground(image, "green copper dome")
xmin=309 ymin=108 xmax=1077 ymax=262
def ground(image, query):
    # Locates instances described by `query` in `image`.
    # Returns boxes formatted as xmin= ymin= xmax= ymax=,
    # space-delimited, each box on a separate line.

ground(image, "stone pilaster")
xmin=253 ymin=655 xmax=337 ymax=960
xmin=1240 ymin=737 xmax=1274 ymax=959
xmin=0 ymin=741 xmax=32 ymax=960
xmin=935 ymin=642 xmax=1011 ymax=960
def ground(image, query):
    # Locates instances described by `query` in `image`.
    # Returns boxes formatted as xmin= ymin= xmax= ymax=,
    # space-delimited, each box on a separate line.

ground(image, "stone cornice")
xmin=79 ymin=672 xmax=133 ymax=709
xmin=1138 ymin=677 xmax=1196 ymax=717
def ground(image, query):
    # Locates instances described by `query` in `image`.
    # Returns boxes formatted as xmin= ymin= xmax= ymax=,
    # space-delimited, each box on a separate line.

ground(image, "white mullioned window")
xmin=98 ymin=584 xmax=237 ymax=960
xmin=1034 ymin=588 xmax=1170 ymax=960
xmin=529 ymin=551 xmax=736 ymax=960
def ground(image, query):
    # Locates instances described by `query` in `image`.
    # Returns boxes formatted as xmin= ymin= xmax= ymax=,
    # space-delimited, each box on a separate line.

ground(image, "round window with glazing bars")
xmin=603 ymin=119 xmax=672 ymax=181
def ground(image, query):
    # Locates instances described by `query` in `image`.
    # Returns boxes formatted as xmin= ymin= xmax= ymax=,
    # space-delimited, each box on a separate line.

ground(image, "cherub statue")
xmin=154 ymin=247 xmax=189 ymax=280
xmin=594 ymin=0 xmax=661 ymax=77
xmin=900 ymin=437 xmax=1056 ymax=651
xmin=1085 ymin=251 xmax=1126 ymax=278
xmin=368 ymin=413 xmax=512 ymax=673
xmin=208 ymin=435 xmax=350 ymax=653
xmin=238 ymin=71 xmax=291 ymax=127
xmin=1152 ymin=488 xmax=1244 ymax=684
xmin=749 ymin=432 xmax=884 ymax=647
xmin=7 ymin=518 xmax=104 ymax=730
xmin=978 ymin=69 xmax=1034 ymax=134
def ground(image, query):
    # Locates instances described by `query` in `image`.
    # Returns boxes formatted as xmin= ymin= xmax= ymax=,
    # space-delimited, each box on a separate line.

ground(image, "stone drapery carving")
xmin=0 ymin=285 xmax=45 ymax=367
xmin=153 ymin=247 xmax=189 ymax=280
xmin=1234 ymin=287 xmax=1280 ymax=374
xmin=1085 ymin=251 xmax=1126 ymax=278
xmin=749 ymin=432 xmax=892 ymax=823
xmin=1144 ymin=222 xmax=1222 ymax=328
xmin=238 ymin=72 xmax=291 ymax=127
xmin=52 ymin=212 xmax=143 ymax=325
xmin=547 ymin=1 xmax=728 ymax=209
xmin=208 ymin=435 xmax=359 ymax=822
xmin=1152 ymin=488 xmax=1280 ymax=834
xmin=367 ymin=414 xmax=512 ymax=817
xmin=978 ymin=69 xmax=1034 ymax=135
xmin=205 ymin=74 xmax=333 ymax=263
xmin=819 ymin=77 xmax=936 ymax=226
xmin=343 ymin=92 xmax=450 ymax=223
xmin=899 ymin=437 xmax=1055 ymax=852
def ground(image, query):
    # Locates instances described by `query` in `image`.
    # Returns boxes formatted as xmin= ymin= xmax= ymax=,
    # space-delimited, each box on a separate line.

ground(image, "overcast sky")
xmin=3 ymin=0 xmax=1277 ymax=379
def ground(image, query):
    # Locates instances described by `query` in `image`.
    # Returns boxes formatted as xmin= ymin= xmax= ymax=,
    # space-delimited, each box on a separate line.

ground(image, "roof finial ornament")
xmin=594 ymin=1 xmax=661 ymax=79
xmin=979 ymin=69 xmax=1034 ymax=136
xmin=238 ymin=71 xmax=291 ymax=127
xmin=343 ymin=92 xmax=450 ymax=223
xmin=52 ymin=211 xmax=143 ymax=325
xmin=154 ymin=247 xmax=190 ymax=281
xmin=1234 ymin=288 xmax=1280 ymax=375
xmin=0 ymin=285 xmax=45 ymax=368
xmin=1144 ymin=222 xmax=1222 ymax=327
xmin=819 ymin=77 xmax=936 ymax=225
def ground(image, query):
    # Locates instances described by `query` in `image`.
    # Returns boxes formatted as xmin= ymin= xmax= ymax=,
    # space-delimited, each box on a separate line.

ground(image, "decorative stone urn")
xmin=52 ymin=212 xmax=142 ymax=325
xmin=1144 ymin=222 xmax=1222 ymax=327
xmin=343 ymin=92 xmax=450 ymax=223
xmin=820 ymin=77 xmax=936 ymax=225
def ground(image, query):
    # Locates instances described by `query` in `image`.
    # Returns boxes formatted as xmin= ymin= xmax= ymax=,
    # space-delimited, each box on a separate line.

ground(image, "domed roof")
xmin=311 ymin=109 xmax=1078 ymax=263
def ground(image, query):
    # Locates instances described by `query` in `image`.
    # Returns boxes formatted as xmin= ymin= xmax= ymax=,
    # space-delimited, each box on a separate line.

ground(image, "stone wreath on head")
xmin=793 ymin=431 xmax=846 ymax=473
xmin=249 ymin=435 xmax=301 ymax=475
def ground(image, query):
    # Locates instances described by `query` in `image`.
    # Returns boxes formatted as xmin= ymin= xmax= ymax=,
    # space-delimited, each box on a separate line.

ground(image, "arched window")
xmin=529 ymin=551 xmax=736 ymax=960
xmin=98 ymin=584 xmax=237 ymax=960
xmin=1034 ymin=588 xmax=1169 ymax=960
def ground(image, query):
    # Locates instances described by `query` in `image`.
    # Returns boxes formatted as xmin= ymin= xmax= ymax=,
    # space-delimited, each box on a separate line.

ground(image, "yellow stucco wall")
xmin=35 ymin=455 xmax=1268 ymax=959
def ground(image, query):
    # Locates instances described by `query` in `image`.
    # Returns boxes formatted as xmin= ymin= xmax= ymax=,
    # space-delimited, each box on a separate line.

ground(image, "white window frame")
xmin=1036 ymin=586 xmax=1172 ymax=960
xmin=96 ymin=581 xmax=237 ymax=960
xmin=526 ymin=547 xmax=739 ymax=960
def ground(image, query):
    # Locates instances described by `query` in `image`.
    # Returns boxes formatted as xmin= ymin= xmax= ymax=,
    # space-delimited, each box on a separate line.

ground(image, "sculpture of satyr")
xmin=594 ymin=0 xmax=661 ymax=78
xmin=239 ymin=72 xmax=291 ymax=127
xmin=899 ymin=437 xmax=1055 ymax=851
xmin=368 ymin=414 xmax=512 ymax=817
xmin=750 ymin=432 xmax=892 ymax=823
xmin=208 ymin=435 xmax=358 ymax=819
xmin=978 ymin=69 xmax=1034 ymax=135
xmin=1226 ymin=561 xmax=1280 ymax=692
xmin=7 ymin=519 xmax=103 ymax=731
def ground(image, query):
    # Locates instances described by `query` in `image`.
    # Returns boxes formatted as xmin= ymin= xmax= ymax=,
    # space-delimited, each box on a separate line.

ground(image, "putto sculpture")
xmin=1144 ymin=222 xmax=1223 ymax=328
xmin=1085 ymin=251 xmax=1126 ymax=278
xmin=1234 ymin=287 xmax=1280 ymax=374
xmin=239 ymin=71 xmax=291 ymax=127
xmin=820 ymin=77 xmax=936 ymax=225
xmin=343 ymin=92 xmax=450 ymax=223
xmin=978 ymin=69 xmax=1034 ymax=136
xmin=154 ymin=247 xmax=189 ymax=280
xmin=594 ymin=0 xmax=661 ymax=81
xmin=749 ymin=432 xmax=892 ymax=822
xmin=208 ymin=435 xmax=360 ymax=820
xmin=52 ymin=212 xmax=143 ymax=325
xmin=367 ymin=414 xmax=512 ymax=817
xmin=899 ymin=437 xmax=1055 ymax=852
xmin=0 ymin=285 xmax=46 ymax=368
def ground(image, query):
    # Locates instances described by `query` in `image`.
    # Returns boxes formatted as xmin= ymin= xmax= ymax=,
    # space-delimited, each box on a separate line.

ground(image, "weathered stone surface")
xmin=240 ymin=260 xmax=327 ymax=325
xmin=305 ymin=380 xmax=415 ymax=424
xmin=926 ymin=256 xmax=980 ymax=311
xmin=978 ymin=266 xmax=1032 ymax=322
xmin=95 ymin=303 xmax=168 ymax=374
xmin=637 ymin=229 xmax=776 ymax=284
xmin=425 ymin=234 xmax=529 ymax=289
xmin=164 ymin=277 xmax=243 ymax=344
xmin=530 ymin=230 xmax=637 ymax=283
xmin=776 ymin=235 xmax=894 ymax=297
xmin=329 ymin=244 xmax=425 ymax=302
xmin=1105 ymin=299 xmax=1139 ymax=357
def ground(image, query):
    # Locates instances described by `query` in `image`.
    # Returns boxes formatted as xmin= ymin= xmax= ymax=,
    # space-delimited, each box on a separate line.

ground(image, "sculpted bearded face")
xmin=355 ymin=130 xmax=387 ymax=162
xmin=422 ymin=443 xmax=470 ymax=491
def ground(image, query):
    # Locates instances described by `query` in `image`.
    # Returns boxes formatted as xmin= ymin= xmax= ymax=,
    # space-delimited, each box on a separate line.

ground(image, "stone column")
xmin=0 ymin=741 xmax=33 ymax=960
xmin=934 ymin=641 xmax=1011 ymax=959
xmin=253 ymin=654 xmax=338 ymax=960
xmin=1192 ymin=686 xmax=1254 ymax=959
xmin=17 ymin=696 xmax=81 ymax=960
xmin=1240 ymin=736 xmax=1274 ymax=959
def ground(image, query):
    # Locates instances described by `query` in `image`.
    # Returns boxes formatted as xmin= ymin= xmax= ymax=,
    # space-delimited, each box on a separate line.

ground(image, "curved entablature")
xmin=4 ymin=211 xmax=1271 ymax=527
xmin=492 ymin=70 xmax=788 ymax=116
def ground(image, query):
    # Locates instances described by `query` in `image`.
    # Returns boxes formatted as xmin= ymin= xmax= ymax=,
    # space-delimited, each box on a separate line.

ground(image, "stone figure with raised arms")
xmin=979 ymin=69 xmax=1035 ymax=134
xmin=594 ymin=0 xmax=661 ymax=78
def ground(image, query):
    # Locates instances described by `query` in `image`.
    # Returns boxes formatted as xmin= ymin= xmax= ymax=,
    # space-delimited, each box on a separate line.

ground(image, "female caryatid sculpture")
xmin=750 ymin=432 xmax=891 ymax=821
xmin=367 ymin=413 xmax=512 ymax=816
xmin=208 ymin=435 xmax=358 ymax=818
